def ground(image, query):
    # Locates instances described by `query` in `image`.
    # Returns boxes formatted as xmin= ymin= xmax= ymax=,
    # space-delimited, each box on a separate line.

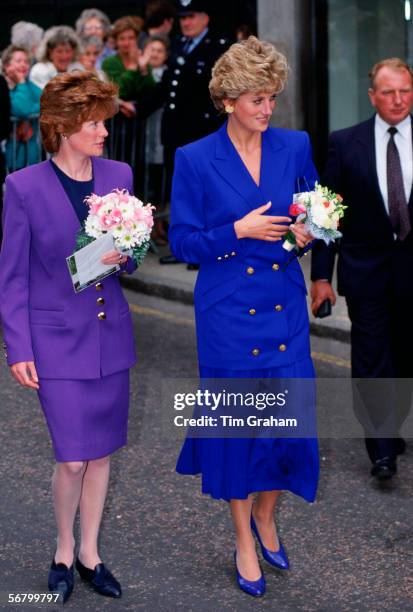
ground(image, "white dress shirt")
xmin=375 ymin=113 xmax=413 ymax=214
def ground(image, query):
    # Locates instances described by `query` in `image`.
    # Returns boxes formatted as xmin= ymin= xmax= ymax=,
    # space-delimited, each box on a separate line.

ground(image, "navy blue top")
xmin=50 ymin=160 xmax=94 ymax=225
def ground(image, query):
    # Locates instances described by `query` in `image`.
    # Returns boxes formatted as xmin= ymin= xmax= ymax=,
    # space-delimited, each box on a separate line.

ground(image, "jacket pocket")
xmin=29 ymin=308 xmax=66 ymax=328
xmin=196 ymin=276 xmax=240 ymax=312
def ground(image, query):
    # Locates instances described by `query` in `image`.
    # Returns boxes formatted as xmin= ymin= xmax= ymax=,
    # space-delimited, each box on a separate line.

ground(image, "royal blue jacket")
xmin=170 ymin=123 xmax=318 ymax=369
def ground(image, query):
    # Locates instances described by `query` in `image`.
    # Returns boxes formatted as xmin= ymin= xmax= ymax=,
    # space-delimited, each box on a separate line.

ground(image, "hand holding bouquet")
xmin=283 ymin=183 xmax=346 ymax=252
xmin=76 ymin=189 xmax=154 ymax=267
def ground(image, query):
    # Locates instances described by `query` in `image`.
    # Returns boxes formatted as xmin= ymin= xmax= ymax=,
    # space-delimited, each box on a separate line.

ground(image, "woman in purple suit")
xmin=0 ymin=72 xmax=137 ymax=603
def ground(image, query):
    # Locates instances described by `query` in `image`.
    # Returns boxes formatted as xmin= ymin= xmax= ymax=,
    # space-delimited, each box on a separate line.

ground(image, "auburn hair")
xmin=40 ymin=70 xmax=118 ymax=153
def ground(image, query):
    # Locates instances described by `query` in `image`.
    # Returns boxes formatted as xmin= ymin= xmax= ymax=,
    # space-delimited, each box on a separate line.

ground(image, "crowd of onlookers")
xmin=0 ymin=6 xmax=173 ymax=174
xmin=0 ymin=1 xmax=254 ymax=247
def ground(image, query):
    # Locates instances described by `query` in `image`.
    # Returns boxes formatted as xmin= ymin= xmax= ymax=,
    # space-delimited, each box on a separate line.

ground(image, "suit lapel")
xmin=356 ymin=116 xmax=392 ymax=225
xmin=356 ymin=116 xmax=381 ymax=195
xmin=211 ymin=124 xmax=288 ymax=210
xmin=357 ymin=114 xmax=413 ymax=224
xmin=91 ymin=156 xmax=104 ymax=195
xmin=258 ymin=128 xmax=289 ymax=208
xmin=408 ymin=115 xmax=413 ymax=208
xmin=45 ymin=160 xmax=81 ymax=232
xmin=43 ymin=158 xmax=104 ymax=253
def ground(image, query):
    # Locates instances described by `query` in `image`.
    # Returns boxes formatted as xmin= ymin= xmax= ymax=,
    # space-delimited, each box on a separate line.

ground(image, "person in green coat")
xmin=2 ymin=45 xmax=42 ymax=171
xmin=102 ymin=16 xmax=154 ymax=118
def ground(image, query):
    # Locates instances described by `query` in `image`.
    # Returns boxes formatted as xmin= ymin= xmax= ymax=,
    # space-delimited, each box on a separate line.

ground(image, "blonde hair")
xmin=209 ymin=36 xmax=289 ymax=112
xmin=40 ymin=71 xmax=118 ymax=153
xmin=369 ymin=57 xmax=413 ymax=89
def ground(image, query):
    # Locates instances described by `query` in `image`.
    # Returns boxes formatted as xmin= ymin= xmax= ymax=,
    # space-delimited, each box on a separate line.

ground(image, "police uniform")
xmin=161 ymin=31 xmax=229 ymax=152
xmin=138 ymin=2 xmax=230 ymax=200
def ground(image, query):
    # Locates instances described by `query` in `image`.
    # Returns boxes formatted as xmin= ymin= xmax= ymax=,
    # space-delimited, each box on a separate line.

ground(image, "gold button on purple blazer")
xmin=0 ymin=157 xmax=137 ymax=461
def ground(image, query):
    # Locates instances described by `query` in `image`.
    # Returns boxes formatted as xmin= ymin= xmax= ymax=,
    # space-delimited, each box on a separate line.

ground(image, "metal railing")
xmin=5 ymin=114 xmax=43 ymax=173
xmin=2 ymin=110 xmax=169 ymax=249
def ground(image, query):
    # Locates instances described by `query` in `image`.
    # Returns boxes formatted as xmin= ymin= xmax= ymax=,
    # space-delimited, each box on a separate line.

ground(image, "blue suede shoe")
xmin=234 ymin=551 xmax=266 ymax=597
xmin=251 ymin=515 xmax=290 ymax=570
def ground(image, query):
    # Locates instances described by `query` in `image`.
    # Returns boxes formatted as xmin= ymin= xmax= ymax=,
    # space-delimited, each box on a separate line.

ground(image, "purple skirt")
xmin=37 ymin=370 xmax=129 ymax=462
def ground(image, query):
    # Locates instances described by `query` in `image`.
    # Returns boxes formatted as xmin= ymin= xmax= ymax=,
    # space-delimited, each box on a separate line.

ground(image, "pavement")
xmin=121 ymin=246 xmax=351 ymax=344
xmin=0 ymin=292 xmax=412 ymax=612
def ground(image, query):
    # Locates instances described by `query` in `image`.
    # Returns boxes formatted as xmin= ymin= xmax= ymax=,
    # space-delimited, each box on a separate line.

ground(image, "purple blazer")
xmin=0 ymin=157 xmax=137 ymax=379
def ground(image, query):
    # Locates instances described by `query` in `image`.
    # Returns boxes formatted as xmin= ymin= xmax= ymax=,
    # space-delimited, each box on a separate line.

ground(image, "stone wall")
xmin=257 ymin=0 xmax=307 ymax=129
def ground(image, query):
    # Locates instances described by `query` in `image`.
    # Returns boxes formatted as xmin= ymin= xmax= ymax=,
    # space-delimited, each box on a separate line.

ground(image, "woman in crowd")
xmin=2 ymin=45 xmax=41 ymax=171
xmin=170 ymin=36 xmax=319 ymax=598
xmin=78 ymin=36 xmax=107 ymax=81
xmin=0 ymin=72 xmax=137 ymax=603
xmin=75 ymin=8 xmax=114 ymax=69
xmin=102 ymin=16 xmax=154 ymax=118
xmin=30 ymin=25 xmax=82 ymax=89
xmin=144 ymin=35 xmax=169 ymax=244
xmin=11 ymin=21 xmax=44 ymax=64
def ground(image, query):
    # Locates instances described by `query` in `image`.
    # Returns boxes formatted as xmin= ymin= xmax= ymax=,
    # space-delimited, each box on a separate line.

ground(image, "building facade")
xmin=258 ymin=0 xmax=411 ymax=166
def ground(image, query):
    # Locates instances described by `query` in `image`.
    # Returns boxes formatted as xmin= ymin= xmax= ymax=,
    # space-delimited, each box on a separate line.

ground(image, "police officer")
xmin=138 ymin=0 xmax=230 ymax=264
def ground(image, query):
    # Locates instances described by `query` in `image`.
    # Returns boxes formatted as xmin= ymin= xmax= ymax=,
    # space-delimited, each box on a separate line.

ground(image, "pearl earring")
xmin=225 ymin=105 xmax=234 ymax=114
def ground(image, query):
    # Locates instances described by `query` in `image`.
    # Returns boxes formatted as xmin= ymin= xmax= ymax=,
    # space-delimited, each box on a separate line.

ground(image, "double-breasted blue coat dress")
xmin=169 ymin=123 xmax=319 ymax=502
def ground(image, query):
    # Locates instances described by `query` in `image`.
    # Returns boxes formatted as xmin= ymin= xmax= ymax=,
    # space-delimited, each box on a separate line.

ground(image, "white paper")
xmin=66 ymin=233 xmax=120 ymax=293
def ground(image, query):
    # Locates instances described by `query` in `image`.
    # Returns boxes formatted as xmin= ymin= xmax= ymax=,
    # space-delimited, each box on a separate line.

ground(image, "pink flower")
xmin=90 ymin=201 xmax=103 ymax=215
xmin=124 ymin=219 xmax=135 ymax=230
xmin=289 ymin=202 xmax=306 ymax=216
xmin=111 ymin=209 xmax=123 ymax=224
xmin=118 ymin=191 xmax=130 ymax=203
xmin=133 ymin=208 xmax=145 ymax=221
xmin=101 ymin=213 xmax=114 ymax=228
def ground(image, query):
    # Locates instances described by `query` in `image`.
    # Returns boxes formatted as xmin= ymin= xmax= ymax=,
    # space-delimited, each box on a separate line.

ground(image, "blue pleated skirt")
xmin=176 ymin=358 xmax=319 ymax=502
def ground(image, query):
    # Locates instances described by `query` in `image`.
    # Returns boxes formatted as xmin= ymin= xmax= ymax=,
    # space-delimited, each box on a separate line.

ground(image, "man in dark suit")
xmin=311 ymin=58 xmax=413 ymax=481
xmin=138 ymin=0 xmax=229 ymax=265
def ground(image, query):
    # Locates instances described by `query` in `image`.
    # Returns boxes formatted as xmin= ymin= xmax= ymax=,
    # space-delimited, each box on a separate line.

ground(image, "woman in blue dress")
xmin=169 ymin=36 xmax=319 ymax=598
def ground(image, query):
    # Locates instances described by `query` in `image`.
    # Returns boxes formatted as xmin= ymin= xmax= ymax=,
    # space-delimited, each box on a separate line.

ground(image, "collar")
xmin=186 ymin=27 xmax=208 ymax=47
xmin=375 ymin=113 xmax=411 ymax=139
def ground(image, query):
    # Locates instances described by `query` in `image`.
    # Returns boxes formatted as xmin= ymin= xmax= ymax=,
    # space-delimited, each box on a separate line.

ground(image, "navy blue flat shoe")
xmin=76 ymin=557 xmax=121 ymax=598
xmin=251 ymin=515 xmax=290 ymax=570
xmin=234 ymin=551 xmax=265 ymax=597
xmin=48 ymin=559 xmax=74 ymax=603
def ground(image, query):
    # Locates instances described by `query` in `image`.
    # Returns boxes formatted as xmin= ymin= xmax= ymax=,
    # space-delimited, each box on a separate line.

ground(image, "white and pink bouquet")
xmin=76 ymin=189 xmax=154 ymax=267
xmin=283 ymin=182 xmax=347 ymax=252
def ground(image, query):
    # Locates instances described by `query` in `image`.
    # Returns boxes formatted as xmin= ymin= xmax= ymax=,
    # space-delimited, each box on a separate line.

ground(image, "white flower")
xmin=310 ymin=204 xmax=328 ymax=227
xmin=85 ymin=216 xmax=102 ymax=238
